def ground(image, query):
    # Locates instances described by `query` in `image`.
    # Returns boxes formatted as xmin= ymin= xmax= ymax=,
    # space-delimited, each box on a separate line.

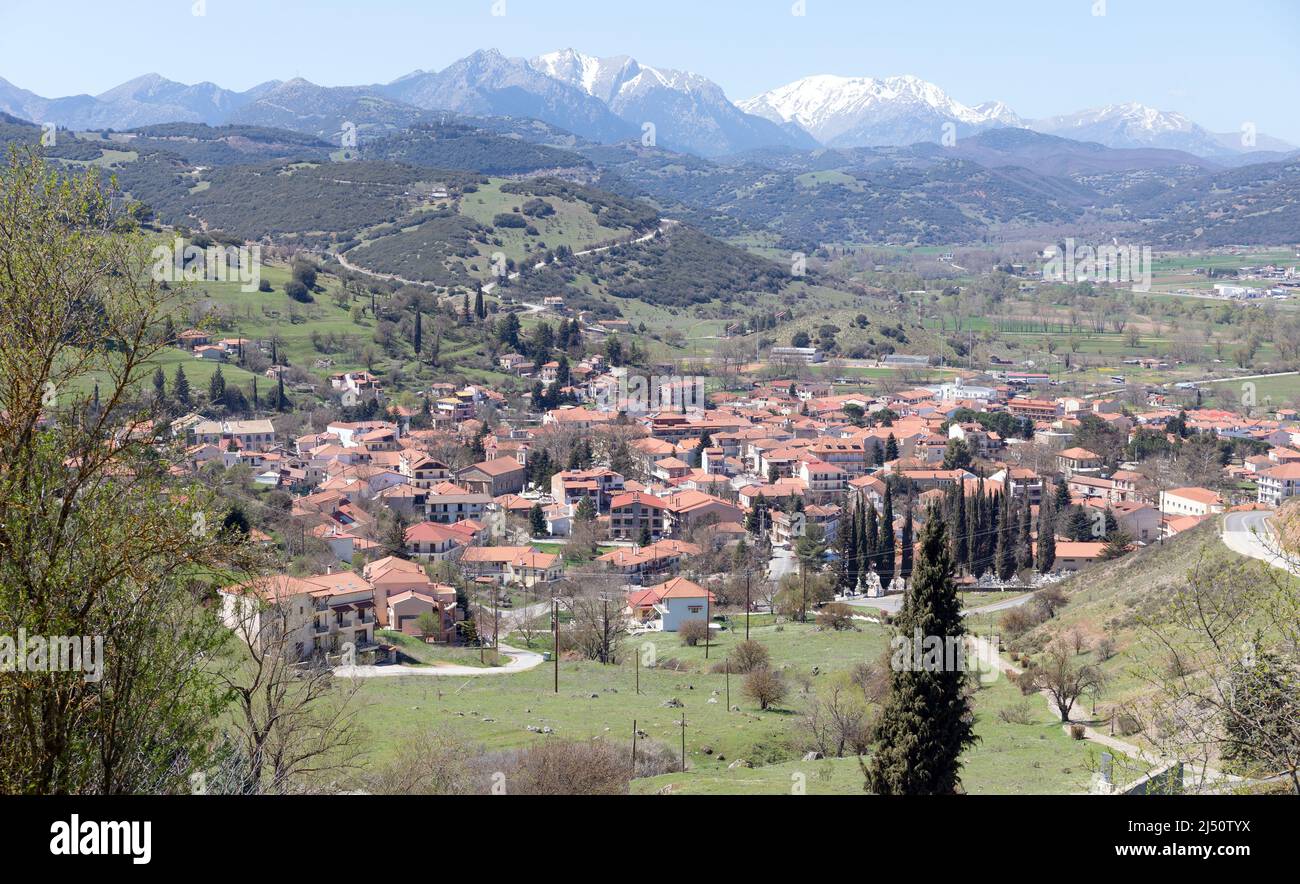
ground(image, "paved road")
xmin=335 ymin=642 xmax=544 ymax=679
xmin=1222 ymin=510 xmax=1299 ymax=575
xmin=844 ymin=590 xmax=1034 ymax=617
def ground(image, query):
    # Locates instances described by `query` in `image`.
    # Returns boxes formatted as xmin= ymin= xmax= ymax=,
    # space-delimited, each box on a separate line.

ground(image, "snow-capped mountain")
xmin=380 ymin=49 xmax=635 ymax=144
xmin=2 ymin=59 xmax=1292 ymax=160
xmin=1029 ymin=102 xmax=1242 ymax=157
xmin=531 ymin=49 xmax=816 ymax=156
xmin=739 ymin=74 xmax=1022 ymax=148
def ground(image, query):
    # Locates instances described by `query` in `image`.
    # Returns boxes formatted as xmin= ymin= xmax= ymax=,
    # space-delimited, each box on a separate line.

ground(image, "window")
xmin=688 ymin=605 xmax=703 ymax=614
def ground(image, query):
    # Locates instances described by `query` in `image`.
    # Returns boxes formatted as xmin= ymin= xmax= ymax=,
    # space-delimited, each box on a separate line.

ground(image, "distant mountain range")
xmin=1 ymin=50 xmax=1293 ymax=160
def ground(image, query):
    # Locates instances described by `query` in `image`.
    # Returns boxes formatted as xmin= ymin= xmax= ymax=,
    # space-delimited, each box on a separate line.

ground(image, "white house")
xmin=647 ymin=577 xmax=716 ymax=633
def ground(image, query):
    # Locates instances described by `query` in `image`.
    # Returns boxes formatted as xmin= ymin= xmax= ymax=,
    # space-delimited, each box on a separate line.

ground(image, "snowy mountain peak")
xmin=531 ymin=49 xmax=714 ymax=104
xmin=738 ymin=74 xmax=1017 ymax=146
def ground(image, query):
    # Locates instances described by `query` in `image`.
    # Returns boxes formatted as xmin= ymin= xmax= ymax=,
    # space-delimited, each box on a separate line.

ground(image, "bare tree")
xmin=1030 ymin=639 xmax=1103 ymax=723
xmin=219 ymin=588 xmax=363 ymax=794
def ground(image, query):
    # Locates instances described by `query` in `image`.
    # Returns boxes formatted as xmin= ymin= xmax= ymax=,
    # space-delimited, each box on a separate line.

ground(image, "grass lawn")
xmin=632 ymin=663 xmax=1112 ymax=794
xmin=353 ymin=616 xmax=1115 ymax=794
xmin=379 ymin=630 xmax=504 ymax=668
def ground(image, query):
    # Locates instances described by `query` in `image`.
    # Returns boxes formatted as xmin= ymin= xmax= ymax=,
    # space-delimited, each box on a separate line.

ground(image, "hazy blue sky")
xmin=3 ymin=0 xmax=1298 ymax=140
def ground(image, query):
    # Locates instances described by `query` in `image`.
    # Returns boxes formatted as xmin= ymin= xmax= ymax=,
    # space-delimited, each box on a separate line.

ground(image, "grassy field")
xmin=380 ymin=631 xmax=504 ymax=668
xmin=1010 ymin=521 xmax=1300 ymax=754
xmin=351 ymin=614 xmax=1112 ymax=794
xmin=632 ymin=667 xmax=1109 ymax=794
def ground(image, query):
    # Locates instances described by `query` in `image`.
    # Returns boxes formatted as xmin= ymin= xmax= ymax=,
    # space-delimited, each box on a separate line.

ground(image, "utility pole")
xmin=725 ymin=659 xmax=730 ymax=712
xmin=552 ymin=597 xmax=559 ymax=693
xmin=631 ymin=719 xmax=638 ymax=780
xmin=680 ymin=711 xmax=687 ymax=772
xmin=704 ymin=586 xmax=710 ymax=659
xmin=635 ymin=645 xmax=640 ymax=694
xmin=745 ymin=572 xmax=751 ymax=641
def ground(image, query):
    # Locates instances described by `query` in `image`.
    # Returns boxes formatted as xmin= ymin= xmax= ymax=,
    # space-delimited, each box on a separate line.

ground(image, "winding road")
xmin=336 ymin=642 xmax=544 ymax=679
xmin=1222 ymin=510 xmax=1299 ymax=576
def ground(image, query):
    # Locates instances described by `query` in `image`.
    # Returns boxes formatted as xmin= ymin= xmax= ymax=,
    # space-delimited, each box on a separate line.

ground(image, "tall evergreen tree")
xmin=208 ymin=365 xmax=226 ymax=407
xmin=898 ymin=506 xmax=915 ymax=581
xmin=173 ymin=364 xmax=191 ymax=408
xmin=413 ymin=307 xmax=422 ymax=354
xmin=528 ymin=503 xmax=547 ymax=538
xmin=964 ymin=493 xmax=979 ymax=577
xmin=863 ymin=503 xmax=879 ymax=575
xmin=993 ymin=492 xmax=1012 ymax=580
xmin=836 ymin=501 xmax=859 ymax=593
xmin=1016 ymin=496 xmax=1034 ymax=572
xmin=884 ymin=433 xmax=899 ymax=462
xmin=152 ymin=366 xmax=167 ymax=402
xmin=950 ymin=484 xmax=968 ymax=572
xmin=879 ymin=485 xmax=896 ymax=579
xmin=865 ymin=507 xmax=978 ymax=794
xmin=1036 ymin=497 xmax=1057 ymax=573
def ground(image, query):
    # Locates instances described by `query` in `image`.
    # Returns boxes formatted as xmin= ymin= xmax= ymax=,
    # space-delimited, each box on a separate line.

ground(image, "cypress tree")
xmin=964 ymin=493 xmax=978 ymax=577
xmin=863 ymin=502 xmax=879 ymax=575
xmin=899 ymin=506 xmax=914 ymax=581
xmin=879 ymin=485 xmax=896 ymax=579
xmin=1037 ymin=498 xmax=1057 ymax=573
xmin=951 ymin=485 xmax=968 ymax=572
xmin=837 ymin=501 xmax=859 ymax=593
xmin=865 ymin=506 xmax=978 ymax=794
xmin=413 ymin=307 xmax=422 ymax=353
xmin=1016 ymin=495 xmax=1034 ymax=572
xmin=994 ymin=492 xmax=1016 ymax=581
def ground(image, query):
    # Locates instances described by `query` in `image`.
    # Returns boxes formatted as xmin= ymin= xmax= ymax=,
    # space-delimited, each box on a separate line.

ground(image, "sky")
xmin=3 ymin=0 xmax=1298 ymax=141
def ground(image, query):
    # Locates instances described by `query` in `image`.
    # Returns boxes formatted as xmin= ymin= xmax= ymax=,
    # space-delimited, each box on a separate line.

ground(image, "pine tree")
xmin=474 ymin=290 xmax=486 ymax=320
xmin=879 ymin=485 xmax=896 ymax=579
xmin=1054 ymin=479 xmax=1071 ymax=511
xmin=1037 ymin=498 xmax=1057 ymax=573
xmin=1066 ymin=505 xmax=1093 ymax=542
xmin=208 ymin=365 xmax=226 ymax=408
xmin=528 ymin=503 xmax=547 ymax=538
xmin=173 ymin=364 xmax=191 ymax=408
xmin=884 ymin=433 xmax=899 ymax=462
xmin=413 ymin=307 xmax=422 ymax=354
xmin=152 ymin=366 xmax=167 ymax=402
xmin=865 ymin=507 xmax=978 ymax=794
xmin=276 ymin=371 xmax=287 ymax=412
